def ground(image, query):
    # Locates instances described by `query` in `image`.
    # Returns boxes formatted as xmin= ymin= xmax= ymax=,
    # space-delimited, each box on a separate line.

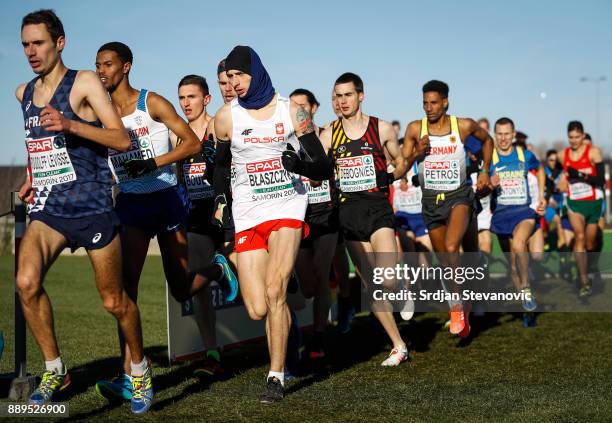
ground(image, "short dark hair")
xmin=178 ymin=75 xmax=209 ymax=96
xmin=495 ymin=117 xmax=515 ymax=130
xmin=98 ymin=42 xmax=133 ymax=64
xmin=21 ymin=9 xmax=65 ymax=43
xmin=584 ymin=132 xmax=592 ymax=141
xmin=567 ymin=120 xmax=584 ymax=133
xmin=335 ymin=72 xmax=364 ymax=93
xmin=546 ymin=149 xmax=558 ymax=158
xmin=478 ymin=117 xmax=490 ymax=126
xmin=422 ymin=80 xmax=449 ymax=98
xmin=289 ymin=88 xmax=320 ymax=107
xmin=217 ymin=59 xmax=226 ymax=76
xmin=392 ymin=120 xmax=400 ymax=127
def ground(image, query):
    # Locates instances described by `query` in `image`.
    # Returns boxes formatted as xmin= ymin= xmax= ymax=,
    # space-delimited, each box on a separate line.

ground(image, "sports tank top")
xmin=417 ymin=116 xmax=468 ymax=197
xmin=330 ymin=116 xmax=389 ymax=202
xmin=22 ymin=69 xmax=113 ymax=217
xmin=393 ymin=163 xmax=422 ymax=214
xmin=490 ymin=146 xmax=531 ymax=209
xmin=108 ymin=89 xmax=177 ymax=193
xmin=303 ymin=127 xmax=336 ymax=216
xmin=230 ymin=95 xmax=307 ymax=233
xmin=177 ymin=134 xmax=214 ymax=204
xmin=563 ymin=145 xmax=603 ymax=201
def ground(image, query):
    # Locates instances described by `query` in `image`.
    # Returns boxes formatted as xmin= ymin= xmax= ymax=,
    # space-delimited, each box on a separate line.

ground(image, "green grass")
xmin=1 ymin=255 xmax=612 ymax=422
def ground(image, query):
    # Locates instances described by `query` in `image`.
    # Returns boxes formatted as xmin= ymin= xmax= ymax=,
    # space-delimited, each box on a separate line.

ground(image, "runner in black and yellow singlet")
xmin=320 ymin=72 xmax=410 ymax=367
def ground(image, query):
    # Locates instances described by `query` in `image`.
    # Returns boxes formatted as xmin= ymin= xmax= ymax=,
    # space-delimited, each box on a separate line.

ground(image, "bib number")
xmin=423 ymin=159 xmax=460 ymax=191
xmin=183 ymin=163 xmax=213 ymax=200
xmin=337 ymin=155 xmax=376 ymax=193
xmin=26 ymin=135 xmax=76 ymax=188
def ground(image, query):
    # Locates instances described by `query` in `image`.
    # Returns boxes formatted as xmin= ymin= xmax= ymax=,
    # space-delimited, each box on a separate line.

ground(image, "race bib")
xmin=569 ymin=182 xmax=594 ymax=200
xmin=246 ymin=158 xmax=297 ymax=201
xmin=108 ymin=128 xmax=157 ymax=182
xmin=337 ymin=155 xmax=376 ymax=193
xmin=498 ymin=171 xmax=528 ymax=205
xmin=302 ymin=177 xmax=331 ymax=204
xmin=395 ymin=188 xmax=422 ymax=213
xmin=423 ymin=159 xmax=460 ymax=191
xmin=26 ymin=135 xmax=76 ymax=188
xmin=183 ymin=163 xmax=213 ymax=200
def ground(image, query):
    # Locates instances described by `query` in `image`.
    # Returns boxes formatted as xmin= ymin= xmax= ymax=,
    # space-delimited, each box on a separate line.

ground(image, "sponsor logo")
xmin=275 ymin=123 xmax=284 ymax=135
xmin=25 ymin=101 xmax=32 ymax=111
xmin=337 ymin=156 xmax=372 ymax=167
xmin=135 ymin=115 xmax=144 ymax=126
xmin=185 ymin=163 xmax=207 ymax=174
xmin=27 ymin=138 xmax=53 ymax=153
xmin=238 ymin=235 xmax=247 ymax=245
xmin=92 ymin=233 xmax=102 ymax=243
xmin=166 ymin=223 xmax=181 ymax=232
xmin=139 ymin=138 xmax=150 ymax=148
xmin=246 ymin=158 xmax=282 ymax=173
xmin=128 ymin=126 xmax=150 ymax=141
xmin=450 ymin=136 xmax=457 ymax=143
xmin=53 ymin=136 xmax=65 ymax=149
xmin=496 ymin=165 xmax=507 ymax=171
xmin=338 ymin=145 xmax=347 ymax=154
xmin=244 ymin=136 xmax=285 ymax=143
xmin=241 ymin=128 xmax=253 ymax=136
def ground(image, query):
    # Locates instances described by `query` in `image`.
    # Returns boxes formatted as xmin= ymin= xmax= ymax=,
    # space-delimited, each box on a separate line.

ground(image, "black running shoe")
xmin=260 ymin=377 xmax=284 ymax=403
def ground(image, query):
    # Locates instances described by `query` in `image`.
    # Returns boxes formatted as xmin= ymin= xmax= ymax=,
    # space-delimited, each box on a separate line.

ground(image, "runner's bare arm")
xmin=147 ymin=92 xmax=201 ymax=167
xmin=34 ymin=71 xmax=130 ymax=151
xmin=213 ymin=104 xmax=232 ymax=143
xmin=206 ymin=118 xmax=216 ymax=142
xmin=537 ymin=164 xmax=547 ymax=214
xmin=401 ymin=120 xmax=427 ymax=170
xmin=15 ymin=84 xmax=26 ymax=102
xmin=380 ymin=119 xmax=406 ymax=180
xmin=318 ymin=127 xmax=333 ymax=154
xmin=459 ymin=117 xmax=492 ymax=191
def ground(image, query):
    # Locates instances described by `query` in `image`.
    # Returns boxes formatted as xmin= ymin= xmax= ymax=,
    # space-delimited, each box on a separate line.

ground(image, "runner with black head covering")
xmin=213 ymin=46 xmax=332 ymax=402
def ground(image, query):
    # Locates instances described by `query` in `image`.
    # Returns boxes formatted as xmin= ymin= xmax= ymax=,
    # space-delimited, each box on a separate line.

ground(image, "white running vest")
xmin=230 ymin=95 xmax=307 ymax=232
xmin=418 ymin=116 xmax=467 ymax=196
xmin=393 ymin=165 xmax=422 ymax=214
xmin=108 ymin=89 xmax=176 ymax=193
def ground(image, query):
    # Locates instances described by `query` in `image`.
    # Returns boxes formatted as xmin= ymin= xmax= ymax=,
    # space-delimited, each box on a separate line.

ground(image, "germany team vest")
xmin=563 ymin=145 xmax=603 ymax=201
xmin=108 ymin=89 xmax=177 ymax=194
xmin=330 ymin=116 xmax=389 ymax=202
xmin=417 ymin=116 xmax=468 ymax=198
xmin=230 ymin=95 xmax=307 ymax=233
xmin=21 ymin=69 xmax=113 ymax=217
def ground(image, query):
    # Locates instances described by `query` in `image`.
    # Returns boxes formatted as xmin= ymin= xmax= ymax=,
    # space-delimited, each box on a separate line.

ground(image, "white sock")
xmin=267 ymin=370 xmax=284 ymax=386
xmin=130 ymin=357 xmax=148 ymax=377
xmin=45 ymin=356 xmax=65 ymax=374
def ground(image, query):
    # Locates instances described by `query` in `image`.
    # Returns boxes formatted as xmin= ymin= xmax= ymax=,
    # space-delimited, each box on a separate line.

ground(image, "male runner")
xmin=213 ymin=46 xmax=331 ymax=402
xmin=174 ymin=74 xmax=238 ymax=377
xmin=317 ymin=72 xmax=410 ymax=366
xmin=489 ymin=117 xmax=545 ymax=314
xmin=402 ymin=80 xmax=493 ymax=337
xmin=94 ymin=42 xmax=237 ymax=401
xmin=559 ymin=121 xmax=605 ymax=297
xmin=16 ymin=10 xmax=149 ymax=413
xmin=290 ymin=88 xmax=337 ymax=359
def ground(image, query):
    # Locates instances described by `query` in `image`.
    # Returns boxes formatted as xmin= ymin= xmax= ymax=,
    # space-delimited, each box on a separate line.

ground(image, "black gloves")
xmin=281 ymin=144 xmax=302 ymax=174
xmin=411 ymin=175 xmax=420 ymax=187
xmin=211 ymin=193 xmax=229 ymax=228
xmin=124 ymin=158 xmax=157 ymax=178
xmin=376 ymin=171 xmax=395 ymax=189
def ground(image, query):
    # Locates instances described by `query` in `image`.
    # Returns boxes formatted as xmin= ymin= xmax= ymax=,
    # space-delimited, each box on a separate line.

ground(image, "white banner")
xmin=166 ymin=282 xmax=313 ymax=363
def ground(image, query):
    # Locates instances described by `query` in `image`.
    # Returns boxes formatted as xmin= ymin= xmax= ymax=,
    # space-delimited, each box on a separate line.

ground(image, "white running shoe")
xmin=381 ymin=346 xmax=409 ymax=366
xmin=400 ymin=296 xmax=414 ymax=321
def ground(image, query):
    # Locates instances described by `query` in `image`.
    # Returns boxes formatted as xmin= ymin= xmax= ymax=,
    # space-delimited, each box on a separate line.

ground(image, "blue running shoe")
xmin=131 ymin=364 xmax=153 ymax=414
xmin=95 ymin=374 xmax=132 ymax=401
xmin=521 ymin=287 xmax=537 ymax=312
xmin=213 ymin=253 xmax=239 ymax=302
xmin=29 ymin=370 xmax=71 ymax=405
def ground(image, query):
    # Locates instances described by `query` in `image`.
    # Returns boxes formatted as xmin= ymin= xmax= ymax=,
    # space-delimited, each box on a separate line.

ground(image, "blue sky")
xmin=1 ymin=0 xmax=611 ymax=165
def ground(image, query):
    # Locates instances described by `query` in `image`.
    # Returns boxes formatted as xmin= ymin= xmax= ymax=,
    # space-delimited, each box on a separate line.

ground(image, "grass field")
xmin=1 ymin=254 xmax=612 ymax=422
